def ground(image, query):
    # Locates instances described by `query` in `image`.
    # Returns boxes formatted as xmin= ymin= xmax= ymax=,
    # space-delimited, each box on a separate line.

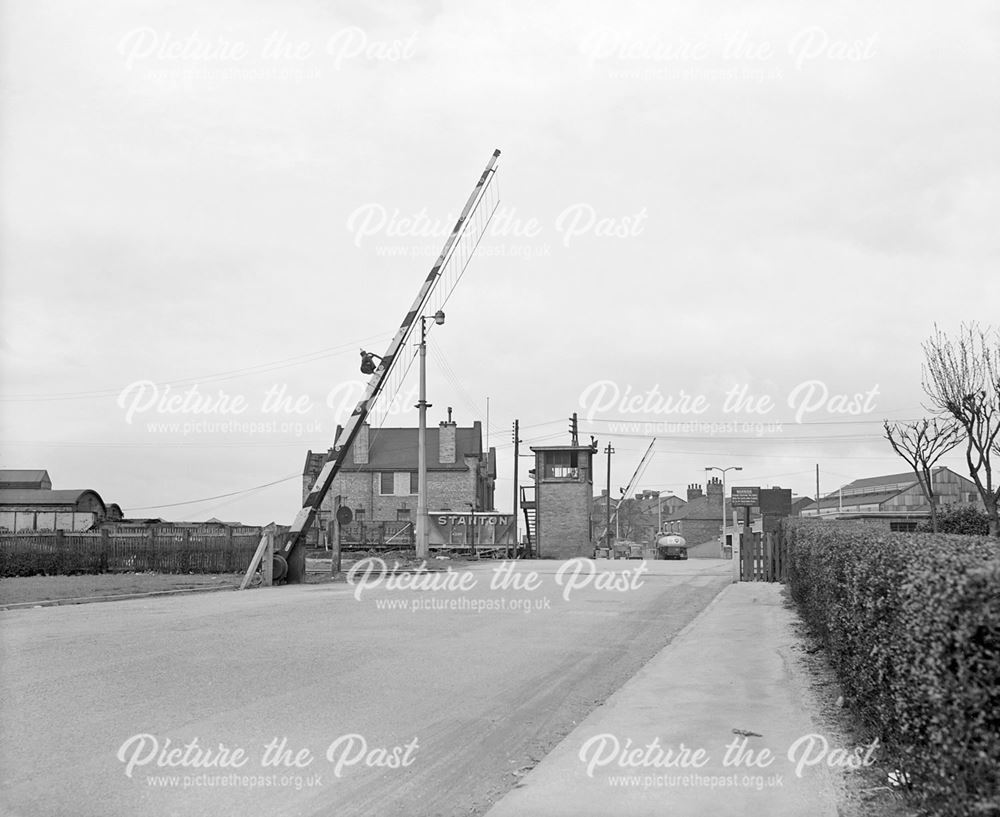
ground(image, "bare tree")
xmin=883 ymin=418 xmax=961 ymax=533
xmin=922 ymin=323 xmax=1000 ymax=537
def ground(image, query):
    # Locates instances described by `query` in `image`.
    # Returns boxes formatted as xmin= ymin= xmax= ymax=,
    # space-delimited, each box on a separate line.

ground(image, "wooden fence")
xmin=0 ymin=527 xmax=264 ymax=576
xmin=738 ymin=529 xmax=789 ymax=582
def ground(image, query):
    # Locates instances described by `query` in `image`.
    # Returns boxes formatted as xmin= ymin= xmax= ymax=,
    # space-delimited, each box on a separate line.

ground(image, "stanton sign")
xmin=429 ymin=513 xmax=515 ymax=547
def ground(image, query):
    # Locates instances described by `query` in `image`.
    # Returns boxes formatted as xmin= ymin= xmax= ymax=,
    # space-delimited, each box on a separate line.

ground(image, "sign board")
xmin=731 ymin=486 xmax=760 ymax=508
xmin=429 ymin=512 xmax=516 ymax=548
xmin=758 ymin=488 xmax=792 ymax=517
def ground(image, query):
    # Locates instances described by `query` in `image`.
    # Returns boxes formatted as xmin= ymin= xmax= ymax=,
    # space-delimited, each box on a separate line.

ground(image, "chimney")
xmin=353 ymin=423 xmax=370 ymax=465
xmin=686 ymin=483 xmax=704 ymax=502
xmin=439 ymin=409 xmax=457 ymax=465
xmin=706 ymin=476 xmax=723 ymax=508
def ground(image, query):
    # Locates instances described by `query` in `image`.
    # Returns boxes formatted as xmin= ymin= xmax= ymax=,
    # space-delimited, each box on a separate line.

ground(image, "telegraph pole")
xmin=416 ymin=317 xmax=431 ymax=559
xmin=604 ymin=443 xmax=615 ymax=549
xmin=512 ymin=419 xmax=520 ymax=559
xmin=816 ymin=464 xmax=820 ymax=515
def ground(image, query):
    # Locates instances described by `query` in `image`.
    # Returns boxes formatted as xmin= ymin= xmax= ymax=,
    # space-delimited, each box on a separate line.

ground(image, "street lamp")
xmin=359 ymin=350 xmax=383 ymax=375
xmin=705 ymin=465 xmax=741 ymax=555
xmin=656 ymin=491 xmax=677 ymax=533
xmin=415 ymin=311 xmax=446 ymax=559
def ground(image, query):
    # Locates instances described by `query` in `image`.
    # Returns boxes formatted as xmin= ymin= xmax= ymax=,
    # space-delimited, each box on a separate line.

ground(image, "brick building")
xmin=591 ymin=489 xmax=687 ymax=544
xmin=661 ymin=478 xmax=761 ymax=557
xmin=302 ymin=416 xmax=496 ymax=543
xmin=527 ymin=443 xmax=595 ymax=559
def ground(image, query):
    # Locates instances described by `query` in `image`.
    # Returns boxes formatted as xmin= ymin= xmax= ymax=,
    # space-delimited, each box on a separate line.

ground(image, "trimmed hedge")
xmin=0 ymin=531 xmax=262 ymax=577
xmin=918 ymin=506 xmax=991 ymax=536
xmin=785 ymin=521 xmax=1000 ymax=816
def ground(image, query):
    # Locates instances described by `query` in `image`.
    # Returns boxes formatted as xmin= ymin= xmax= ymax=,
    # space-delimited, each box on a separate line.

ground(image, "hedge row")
xmin=784 ymin=521 xmax=1000 ymax=816
xmin=0 ymin=533 xmax=262 ymax=577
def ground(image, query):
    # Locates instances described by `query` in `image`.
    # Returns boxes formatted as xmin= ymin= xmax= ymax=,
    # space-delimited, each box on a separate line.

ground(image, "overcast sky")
xmin=1 ymin=0 xmax=998 ymax=525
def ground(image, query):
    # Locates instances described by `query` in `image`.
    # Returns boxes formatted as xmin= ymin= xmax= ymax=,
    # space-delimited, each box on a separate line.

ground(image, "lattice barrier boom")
xmin=267 ymin=149 xmax=502 ymax=583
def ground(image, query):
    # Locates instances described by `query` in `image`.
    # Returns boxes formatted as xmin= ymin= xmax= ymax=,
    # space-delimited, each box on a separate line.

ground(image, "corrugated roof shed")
xmin=0 ymin=489 xmax=104 ymax=508
xmin=0 ymin=470 xmax=51 ymax=488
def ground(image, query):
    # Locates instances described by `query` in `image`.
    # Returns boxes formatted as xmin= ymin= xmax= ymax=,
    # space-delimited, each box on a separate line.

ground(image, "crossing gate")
xmin=736 ymin=528 xmax=788 ymax=582
xmin=239 ymin=148 xmax=502 ymax=588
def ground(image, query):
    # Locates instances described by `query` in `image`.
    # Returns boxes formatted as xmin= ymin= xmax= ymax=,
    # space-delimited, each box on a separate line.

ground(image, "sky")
xmin=1 ymin=0 xmax=998 ymax=525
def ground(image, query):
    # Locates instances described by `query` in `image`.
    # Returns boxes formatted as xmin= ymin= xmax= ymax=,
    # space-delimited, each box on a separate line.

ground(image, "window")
xmin=355 ymin=508 xmax=365 ymax=522
xmin=410 ymin=472 xmax=419 ymax=495
xmin=396 ymin=509 xmax=411 ymax=521
xmin=379 ymin=472 xmax=417 ymax=495
xmin=890 ymin=521 xmax=918 ymax=532
xmin=542 ymin=451 xmax=586 ymax=480
xmin=379 ymin=472 xmax=394 ymax=495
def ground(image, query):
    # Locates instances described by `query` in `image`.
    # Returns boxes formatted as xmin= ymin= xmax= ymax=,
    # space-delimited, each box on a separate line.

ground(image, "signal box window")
xmin=542 ymin=450 xmax=586 ymax=480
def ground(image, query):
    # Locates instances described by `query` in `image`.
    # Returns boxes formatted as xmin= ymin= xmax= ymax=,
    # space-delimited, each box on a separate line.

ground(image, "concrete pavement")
xmin=487 ymin=582 xmax=842 ymax=817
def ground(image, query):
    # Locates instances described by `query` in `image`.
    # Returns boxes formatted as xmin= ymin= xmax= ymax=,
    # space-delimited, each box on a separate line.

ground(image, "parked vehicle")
xmin=656 ymin=533 xmax=688 ymax=560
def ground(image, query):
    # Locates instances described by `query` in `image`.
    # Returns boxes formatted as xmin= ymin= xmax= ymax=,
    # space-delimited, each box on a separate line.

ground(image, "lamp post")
xmin=705 ymin=465 xmax=742 ymax=554
xmin=656 ymin=491 xmax=676 ymax=534
xmin=415 ymin=310 xmax=446 ymax=559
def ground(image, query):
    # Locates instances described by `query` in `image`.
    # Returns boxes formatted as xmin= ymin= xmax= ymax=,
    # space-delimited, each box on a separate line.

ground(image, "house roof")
xmin=304 ymin=424 xmax=486 ymax=476
xmin=0 ymin=489 xmax=105 ymax=510
xmin=832 ymin=466 xmax=974 ymax=497
xmin=809 ymin=491 xmax=907 ymax=511
xmin=837 ymin=471 xmax=920 ymax=493
xmin=0 ymin=470 xmax=50 ymax=485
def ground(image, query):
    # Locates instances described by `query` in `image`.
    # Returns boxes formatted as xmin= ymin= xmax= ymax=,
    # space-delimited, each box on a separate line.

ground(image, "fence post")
xmin=765 ymin=533 xmax=774 ymax=582
xmin=55 ymin=529 xmax=66 ymax=574
xmin=100 ymin=529 xmax=110 ymax=573
xmin=778 ymin=525 xmax=788 ymax=582
xmin=263 ymin=527 xmax=274 ymax=586
xmin=329 ymin=518 xmax=341 ymax=578
xmin=731 ymin=510 xmax=741 ymax=582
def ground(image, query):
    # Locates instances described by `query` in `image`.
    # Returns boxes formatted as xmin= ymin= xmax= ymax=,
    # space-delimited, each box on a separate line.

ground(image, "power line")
xmin=0 ymin=332 xmax=392 ymax=403
xmin=583 ymin=414 xmax=921 ymax=427
xmin=125 ymin=473 xmax=300 ymax=511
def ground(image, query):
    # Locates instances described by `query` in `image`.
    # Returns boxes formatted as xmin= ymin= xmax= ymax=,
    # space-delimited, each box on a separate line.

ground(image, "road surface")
xmin=0 ymin=558 xmax=730 ymax=817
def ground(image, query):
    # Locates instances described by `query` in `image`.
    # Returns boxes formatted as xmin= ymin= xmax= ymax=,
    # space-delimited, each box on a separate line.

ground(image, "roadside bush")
xmin=918 ymin=505 xmax=991 ymax=536
xmin=0 ymin=538 xmax=97 ymax=576
xmin=785 ymin=521 xmax=1000 ymax=816
xmin=0 ymin=532 xmax=261 ymax=576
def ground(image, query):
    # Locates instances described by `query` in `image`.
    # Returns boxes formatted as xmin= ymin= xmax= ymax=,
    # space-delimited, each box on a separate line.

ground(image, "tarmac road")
xmin=0 ymin=558 xmax=730 ymax=817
